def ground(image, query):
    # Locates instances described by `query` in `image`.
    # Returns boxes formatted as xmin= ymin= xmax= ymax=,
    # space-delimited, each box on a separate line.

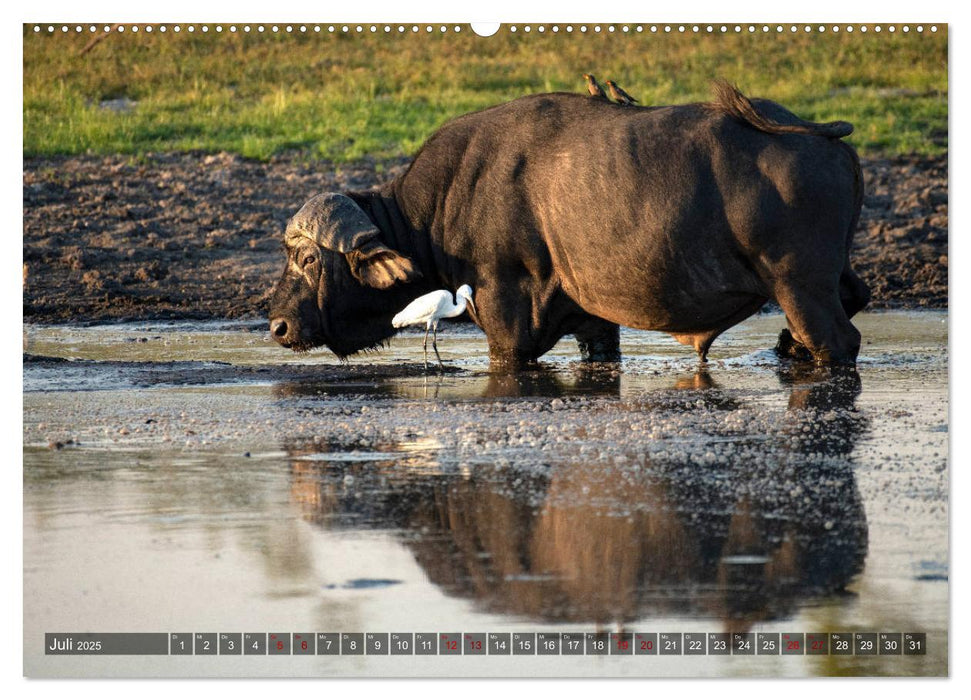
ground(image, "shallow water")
xmin=23 ymin=311 xmax=948 ymax=677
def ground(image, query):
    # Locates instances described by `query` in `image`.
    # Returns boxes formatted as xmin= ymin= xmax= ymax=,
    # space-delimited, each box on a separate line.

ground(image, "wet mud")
xmin=22 ymin=153 xmax=947 ymax=323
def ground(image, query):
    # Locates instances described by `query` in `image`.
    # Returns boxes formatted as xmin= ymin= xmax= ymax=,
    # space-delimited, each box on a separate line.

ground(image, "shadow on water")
xmin=282 ymin=365 xmax=869 ymax=630
xmin=271 ymin=363 xmax=629 ymax=400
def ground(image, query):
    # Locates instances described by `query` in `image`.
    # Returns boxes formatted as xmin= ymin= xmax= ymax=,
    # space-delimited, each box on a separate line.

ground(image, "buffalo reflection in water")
xmin=273 ymin=363 xmax=624 ymax=401
xmin=284 ymin=366 xmax=868 ymax=630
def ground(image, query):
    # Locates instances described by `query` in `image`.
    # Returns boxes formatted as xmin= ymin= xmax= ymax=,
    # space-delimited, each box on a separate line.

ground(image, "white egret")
xmin=392 ymin=284 xmax=476 ymax=370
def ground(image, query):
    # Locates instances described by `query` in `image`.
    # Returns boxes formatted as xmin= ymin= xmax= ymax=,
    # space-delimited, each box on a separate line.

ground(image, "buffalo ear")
xmin=346 ymin=246 xmax=421 ymax=289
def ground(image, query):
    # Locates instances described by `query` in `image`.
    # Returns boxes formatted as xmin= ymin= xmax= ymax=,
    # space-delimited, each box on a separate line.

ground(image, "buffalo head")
xmin=268 ymin=193 xmax=421 ymax=358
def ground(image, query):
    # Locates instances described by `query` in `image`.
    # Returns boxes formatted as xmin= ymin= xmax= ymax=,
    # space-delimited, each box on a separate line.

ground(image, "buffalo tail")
xmin=711 ymin=79 xmax=854 ymax=139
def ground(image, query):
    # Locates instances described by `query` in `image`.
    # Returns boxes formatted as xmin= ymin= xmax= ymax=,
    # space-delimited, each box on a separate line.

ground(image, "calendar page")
xmin=22 ymin=18 xmax=948 ymax=679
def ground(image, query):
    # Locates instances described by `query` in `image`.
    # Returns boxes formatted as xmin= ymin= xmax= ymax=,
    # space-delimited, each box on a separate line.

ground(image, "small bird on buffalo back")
xmin=605 ymin=80 xmax=639 ymax=105
xmin=392 ymin=285 xmax=477 ymax=371
xmin=583 ymin=73 xmax=607 ymax=99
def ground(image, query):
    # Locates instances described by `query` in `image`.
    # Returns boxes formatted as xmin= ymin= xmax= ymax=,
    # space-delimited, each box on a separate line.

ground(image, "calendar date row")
xmin=46 ymin=632 xmax=926 ymax=656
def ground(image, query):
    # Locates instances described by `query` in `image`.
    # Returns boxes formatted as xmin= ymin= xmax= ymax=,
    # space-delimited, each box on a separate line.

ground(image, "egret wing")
xmin=392 ymin=290 xmax=451 ymax=328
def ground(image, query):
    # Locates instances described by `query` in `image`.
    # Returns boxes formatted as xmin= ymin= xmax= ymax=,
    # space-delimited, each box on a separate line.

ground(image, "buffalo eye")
xmin=301 ymin=254 xmax=317 ymax=268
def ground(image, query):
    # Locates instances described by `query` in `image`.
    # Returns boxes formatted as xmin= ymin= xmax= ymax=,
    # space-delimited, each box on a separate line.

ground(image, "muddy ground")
xmin=23 ymin=152 xmax=947 ymax=324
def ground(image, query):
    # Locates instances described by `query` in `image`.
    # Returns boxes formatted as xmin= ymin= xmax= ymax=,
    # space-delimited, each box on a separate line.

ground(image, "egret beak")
xmin=466 ymin=296 xmax=477 ymax=319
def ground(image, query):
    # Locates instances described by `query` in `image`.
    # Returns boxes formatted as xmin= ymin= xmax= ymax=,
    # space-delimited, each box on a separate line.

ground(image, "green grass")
xmin=23 ymin=25 xmax=948 ymax=160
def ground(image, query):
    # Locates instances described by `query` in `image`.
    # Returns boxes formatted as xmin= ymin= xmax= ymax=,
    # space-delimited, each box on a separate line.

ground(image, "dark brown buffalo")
xmin=269 ymin=82 xmax=869 ymax=367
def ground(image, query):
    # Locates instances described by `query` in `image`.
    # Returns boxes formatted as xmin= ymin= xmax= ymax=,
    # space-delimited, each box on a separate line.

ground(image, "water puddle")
xmin=23 ymin=311 xmax=948 ymax=677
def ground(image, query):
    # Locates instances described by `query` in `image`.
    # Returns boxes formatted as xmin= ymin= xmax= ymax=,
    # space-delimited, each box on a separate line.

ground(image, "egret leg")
xmin=432 ymin=323 xmax=444 ymax=371
xmin=422 ymin=326 xmax=430 ymax=370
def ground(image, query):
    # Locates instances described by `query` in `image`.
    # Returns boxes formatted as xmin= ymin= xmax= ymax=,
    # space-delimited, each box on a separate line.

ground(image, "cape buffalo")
xmin=269 ymin=82 xmax=870 ymax=367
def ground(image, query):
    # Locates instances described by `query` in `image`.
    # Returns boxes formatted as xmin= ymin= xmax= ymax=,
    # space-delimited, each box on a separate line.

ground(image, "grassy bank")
xmin=23 ymin=25 xmax=947 ymax=160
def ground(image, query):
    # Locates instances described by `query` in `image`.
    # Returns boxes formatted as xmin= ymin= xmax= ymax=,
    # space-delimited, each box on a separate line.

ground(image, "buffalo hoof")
xmin=576 ymin=337 xmax=622 ymax=363
xmin=775 ymin=328 xmax=859 ymax=366
xmin=775 ymin=328 xmax=813 ymax=362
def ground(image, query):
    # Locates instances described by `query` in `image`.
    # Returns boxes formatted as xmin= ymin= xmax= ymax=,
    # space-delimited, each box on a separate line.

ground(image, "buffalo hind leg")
xmin=774 ymin=283 xmax=861 ymax=365
xmin=839 ymin=267 xmax=871 ymax=319
xmin=575 ymin=317 xmax=621 ymax=362
xmin=778 ymin=267 xmax=869 ymax=361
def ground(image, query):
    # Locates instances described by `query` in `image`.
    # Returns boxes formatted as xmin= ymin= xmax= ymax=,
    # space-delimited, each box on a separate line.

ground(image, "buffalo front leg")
xmin=474 ymin=283 xmax=565 ymax=369
xmin=574 ymin=317 xmax=622 ymax=362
